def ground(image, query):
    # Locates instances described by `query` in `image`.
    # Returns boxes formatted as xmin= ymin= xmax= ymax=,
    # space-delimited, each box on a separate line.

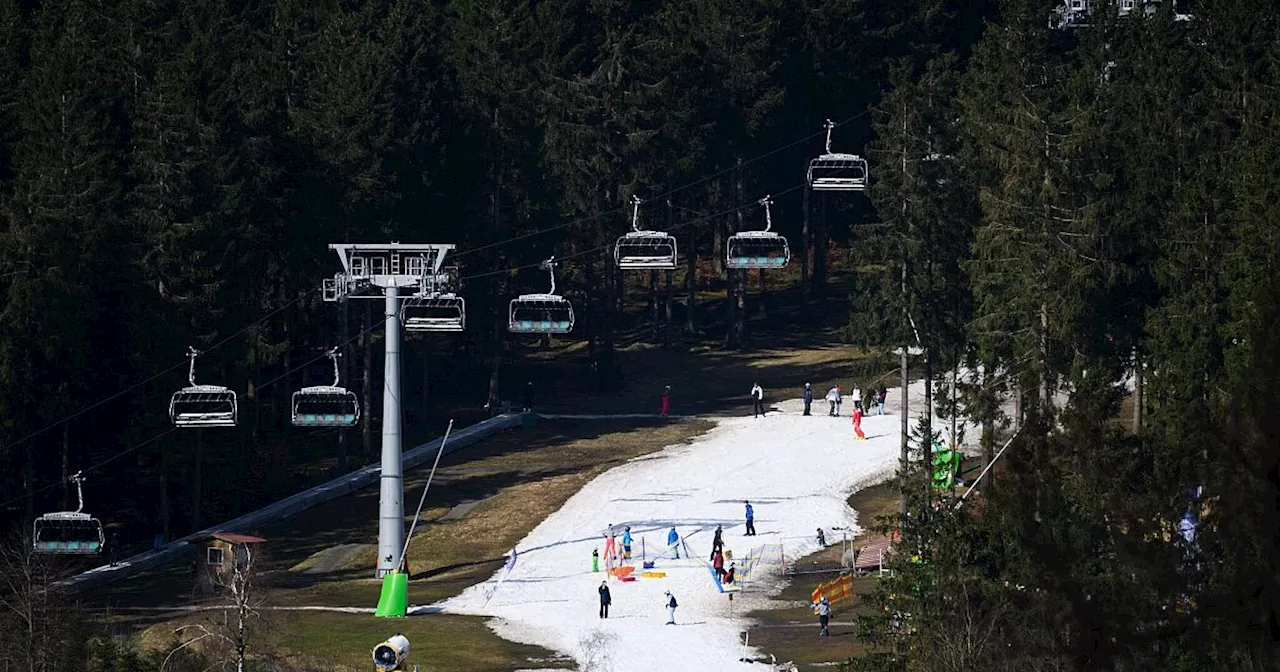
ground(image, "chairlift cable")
xmin=457 ymin=179 xmax=811 ymax=283
xmin=1 ymin=287 xmax=320 ymax=455
xmin=451 ymin=111 xmax=870 ymax=260
xmin=3 ymin=311 xmax=382 ymax=512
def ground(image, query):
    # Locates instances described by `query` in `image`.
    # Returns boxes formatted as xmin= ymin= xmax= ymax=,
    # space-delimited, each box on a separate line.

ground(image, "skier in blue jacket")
xmin=667 ymin=527 xmax=680 ymax=558
xmin=744 ymin=501 xmax=756 ymax=536
xmin=622 ymin=526 xmax=633 ymax=560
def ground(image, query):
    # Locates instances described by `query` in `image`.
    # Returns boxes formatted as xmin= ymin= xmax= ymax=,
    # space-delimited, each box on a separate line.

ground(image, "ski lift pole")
xmin=954 ymin=428 xmax=1020 ymax=510
xmin=397 ymin=419 xmax=454 ymax=571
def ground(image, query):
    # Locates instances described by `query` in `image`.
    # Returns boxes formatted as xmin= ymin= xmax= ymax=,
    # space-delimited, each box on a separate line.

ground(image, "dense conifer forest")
xmin=0 ymin=0 xmax=1276 ymax=668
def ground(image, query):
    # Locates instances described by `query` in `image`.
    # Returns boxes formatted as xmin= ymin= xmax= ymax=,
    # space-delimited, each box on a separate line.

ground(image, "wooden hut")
xmin=192 ymin=532 xmax=266 ymax=597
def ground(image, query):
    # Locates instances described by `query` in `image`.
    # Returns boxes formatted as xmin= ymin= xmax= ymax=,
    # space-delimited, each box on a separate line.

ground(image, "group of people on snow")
xmin=593 ymin=505 xmax=758 ymax=623
xmin=802 ymin=382 xmax=888 ymax=417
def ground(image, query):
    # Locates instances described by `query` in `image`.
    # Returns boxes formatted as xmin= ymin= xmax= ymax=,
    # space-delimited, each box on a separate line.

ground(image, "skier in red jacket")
xmin=852 ymin=405 xmax=865 ymax=440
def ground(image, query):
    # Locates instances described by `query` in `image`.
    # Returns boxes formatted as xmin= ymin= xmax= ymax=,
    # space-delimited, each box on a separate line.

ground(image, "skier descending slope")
xmin=852 ymin=405 xmax=866 ymax=440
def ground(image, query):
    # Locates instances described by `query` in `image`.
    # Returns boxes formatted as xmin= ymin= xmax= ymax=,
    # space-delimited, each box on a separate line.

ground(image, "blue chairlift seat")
xmin=726 ymin=232 xmax=791 ymax=270
xmin=509 ymin=294 xmax=575 ymax=334
xmin=292 ymin=386 xmax=360 ymax=427
xmin=33 ymin=512 xmax=104 ymax=555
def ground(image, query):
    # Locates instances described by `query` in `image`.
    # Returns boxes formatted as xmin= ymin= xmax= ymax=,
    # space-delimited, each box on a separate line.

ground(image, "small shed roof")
xmin=199 ymin=532 xmax=266 ymax=545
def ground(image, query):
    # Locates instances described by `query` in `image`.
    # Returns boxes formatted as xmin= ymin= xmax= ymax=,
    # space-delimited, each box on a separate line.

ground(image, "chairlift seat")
xmin=33 ymin=512 xmax=104 ymax=554
xmin=614 ymin=232 xmax=678 ymax=270
xmin=808 ymin=153 xmax=869 ymax=191
xmin=509 ymin=294 xmax=574 ymax=334
xmin=170 ymin=385 xmax=238 ymax=428
xmin=292 ymin=386 xmax=360 ymax=427
xmin=726 ymin=232 xmax=791 ymax=269
xmin=403 ymin=293 xmax=465 ymax=332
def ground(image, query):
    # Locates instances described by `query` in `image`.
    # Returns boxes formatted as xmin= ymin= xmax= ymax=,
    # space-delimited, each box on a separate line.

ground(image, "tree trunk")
xmin=601 ymin=261 xmax=617 ymax=391
xmin=60 ymin=423 xmax=69 ymax=510
xmin=757 ymin=270 xmax=766 ymax=317
xmin=1132 ymin=349 xmax=1143 ymax=433
xmin=159 ymin=436 xmax=170 ymax=542
xmin=665 ymin=199 xmax=674 ymax=345
xmin=685 ymin=213 xmax=697 ymax=334
xmin=981 ymin=365 xmax=994 ymax=492
xmin=923 ymin=350 xmax=933 ymax=504
xmin=421 ymin=349 xmax=431 ymax=434
xmin=650 ymin=270 xmax=659 ymax=342
xmin=813 ymin=192 xmax=829 ymax=296
xmin=488 ymin=293 xmax=503 ymax=409
xmin=664 ymin=269 xmax=673 ymax=346
xmin=362 ymin=299 xmax=373 ymax=458
xmin=802 ymin=186 xmax=811 ymax=303
xmin=192 ymin=429 xmax=203 ymax=532
xmin=899 ymin=346 xmax=909 ymax=518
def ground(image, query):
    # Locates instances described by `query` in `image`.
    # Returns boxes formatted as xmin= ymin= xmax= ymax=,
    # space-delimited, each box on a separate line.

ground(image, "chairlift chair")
xmin=614 ymin=196 xmax=678 ymax=270
xmin=403 ymin=293 xmax=466 ymax=332
xmin=509 ymin=257 xmax=575 ymax=334
xmin=32 ymin=472 xmax=104 ymax=554
xmin=292 ymin=349 xmax=360 ymax=427
xmin=807 ymin=120 xmax=869 ymax=192
xmin=727 ymin=196 xmax=791 ymax=270
xmin=170 ymin=347 xmax=238 ymax=427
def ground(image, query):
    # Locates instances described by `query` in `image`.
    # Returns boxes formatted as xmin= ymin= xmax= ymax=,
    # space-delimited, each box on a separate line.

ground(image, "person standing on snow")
xmin=851 ymin=384 xmax=863 ymax=413
xmin=803 ymin=382 xmax=814 ymax=416
xmin=751 ymin=383 xmax=764 ymax=417
xmin=744 ymin=500 xmax=756 ymax=536
xmin=724 ymin=562 xmax=736 ymax=585
xmin=825 ymin=386 xmax=839 ymax=416
xmin=712 ymin=549 xmax=725 ymax=580
xmin=661 ymin=385 xmax=671 ymax=416
xmin=598 ymin=581 xmax=612 ymax=619
xmin=664 ymin=591 xmax=678 ymax=624
xmin=667 ymin=526 xmax=680 ymax=558
xmin=877 ymin=387 xmax=887 ymax=415
xmin=816 ymin=596 xmax=831 ymax=635
xmin=622 ymin=526 xmax=633 ymax=560
xmin=852 ymin=405 xmax=866 ymax=440
xmin=592 ymin=547 xmax=599 ymax=572
xmin=711 ymin=524 xmax=724 ymax=557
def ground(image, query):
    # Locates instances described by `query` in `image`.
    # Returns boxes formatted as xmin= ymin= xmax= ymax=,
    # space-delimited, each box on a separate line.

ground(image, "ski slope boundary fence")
xmin=56 ymin=413 xmax=523 ymax=595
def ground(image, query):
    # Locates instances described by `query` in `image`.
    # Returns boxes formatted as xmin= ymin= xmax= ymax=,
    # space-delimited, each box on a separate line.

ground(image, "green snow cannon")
xmin=375 ymin=571 xmax=408 ymax=618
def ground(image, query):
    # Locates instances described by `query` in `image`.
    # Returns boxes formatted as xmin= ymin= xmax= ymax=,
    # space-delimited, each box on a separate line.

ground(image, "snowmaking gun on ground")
xmin=373 ymin=634 xmax=411 ymax=671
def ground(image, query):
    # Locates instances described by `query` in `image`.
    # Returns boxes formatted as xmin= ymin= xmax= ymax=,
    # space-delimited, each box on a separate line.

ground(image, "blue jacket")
xmin=803 ymin=388 xmax=813 ymax=402
xmin=745 ymin=504 xmax=754 ymax=521
xmin=622 ymin=530 xmax=632 ymax=546
xmin=667 ymin=529 xmax=678 ymax=545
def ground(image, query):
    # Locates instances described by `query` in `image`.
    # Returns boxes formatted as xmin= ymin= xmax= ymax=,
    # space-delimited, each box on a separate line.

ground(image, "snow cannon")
xmin=373 ymin=633 xmax=410 ymax=671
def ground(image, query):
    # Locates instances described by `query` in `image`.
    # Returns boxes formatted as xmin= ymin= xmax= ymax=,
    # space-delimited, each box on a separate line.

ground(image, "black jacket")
xmin=598 ymin=585 xmax=611 ymax=605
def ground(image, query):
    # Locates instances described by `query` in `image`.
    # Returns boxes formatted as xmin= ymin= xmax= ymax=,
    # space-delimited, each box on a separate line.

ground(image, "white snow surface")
xmin=434 ymin=377 xmax=982 ymax=671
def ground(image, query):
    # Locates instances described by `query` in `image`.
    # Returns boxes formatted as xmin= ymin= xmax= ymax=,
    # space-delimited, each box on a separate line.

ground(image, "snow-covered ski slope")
xmin=438 ymin=379 xmax=976 ymax=671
